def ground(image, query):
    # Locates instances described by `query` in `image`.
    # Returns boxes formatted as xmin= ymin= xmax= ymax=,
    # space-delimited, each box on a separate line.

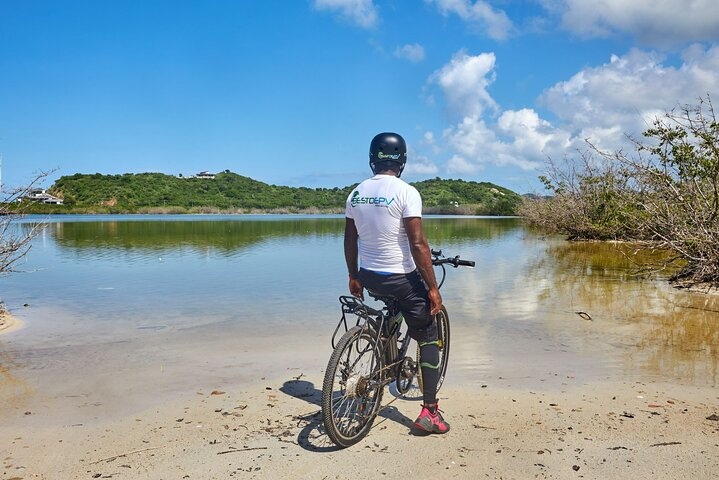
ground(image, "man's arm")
xmin=404 ymin=216 xmax=442 ymax=315
xmin=344 ymin=217 xmax=364 ymax=300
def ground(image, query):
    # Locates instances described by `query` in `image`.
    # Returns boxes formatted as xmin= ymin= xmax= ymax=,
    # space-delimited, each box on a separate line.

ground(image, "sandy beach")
xmin=2 ymin=369 xmax=718 ymax=479
xmin=0 ymin=311 xmax=22 ymax=336
xmin=2 ymin=216 xmax=718 ymax=479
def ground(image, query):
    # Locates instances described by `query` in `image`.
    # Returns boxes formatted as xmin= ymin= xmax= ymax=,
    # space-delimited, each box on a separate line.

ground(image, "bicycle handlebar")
xmin=430 ymin=249 xmax=475 ymax=290
xmin=430 ymin=249 xmax=475 ymax=268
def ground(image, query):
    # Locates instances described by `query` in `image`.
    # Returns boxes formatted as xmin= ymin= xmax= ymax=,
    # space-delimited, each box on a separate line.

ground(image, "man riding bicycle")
xmin=344 ymin=132 xmax=450 ymax=434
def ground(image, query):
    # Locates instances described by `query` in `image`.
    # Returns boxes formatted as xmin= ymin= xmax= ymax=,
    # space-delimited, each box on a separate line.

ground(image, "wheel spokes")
xmin=330 ymin=335 xmax=381 ymax=437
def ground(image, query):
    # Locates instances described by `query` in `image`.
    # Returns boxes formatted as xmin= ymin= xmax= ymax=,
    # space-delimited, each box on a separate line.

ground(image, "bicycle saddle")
xmin=367 ymin=290 xmax=398 ymax=306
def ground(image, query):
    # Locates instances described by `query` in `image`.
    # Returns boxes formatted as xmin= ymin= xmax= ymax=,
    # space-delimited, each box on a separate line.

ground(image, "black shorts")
xmin=358 ymin=268 xmax=437 ymax=343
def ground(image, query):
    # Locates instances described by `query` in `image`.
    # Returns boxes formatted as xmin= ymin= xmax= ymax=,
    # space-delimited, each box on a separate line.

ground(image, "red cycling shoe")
xmin=414 ymin=404 xmax=450 ymax=434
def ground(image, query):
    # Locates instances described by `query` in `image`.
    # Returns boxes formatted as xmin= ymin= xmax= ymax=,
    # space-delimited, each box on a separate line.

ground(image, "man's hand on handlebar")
xmin=349 ymin=278 xmax=364 ymax=301
xmin=428 ymin=287 xmax=442 ymax=316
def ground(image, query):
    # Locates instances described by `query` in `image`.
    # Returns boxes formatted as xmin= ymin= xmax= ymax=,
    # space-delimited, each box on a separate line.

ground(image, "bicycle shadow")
xmin=280 ymin=379 xmax=417 ymax=452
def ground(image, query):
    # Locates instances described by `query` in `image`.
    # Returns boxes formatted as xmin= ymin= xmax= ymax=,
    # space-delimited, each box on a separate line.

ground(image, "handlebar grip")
xmin=457 ymin=259 xmax=475 ymax=267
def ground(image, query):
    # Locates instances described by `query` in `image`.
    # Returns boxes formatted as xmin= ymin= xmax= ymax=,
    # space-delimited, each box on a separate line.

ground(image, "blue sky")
xmin=1 ymin=0 xmax=718 ymax=194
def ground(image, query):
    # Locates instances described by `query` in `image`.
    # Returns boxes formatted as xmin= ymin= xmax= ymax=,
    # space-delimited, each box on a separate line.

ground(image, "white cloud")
xmin=405 ymin=153 xmax=439 ymax=176
xmin=428 ymin=44 xmax=719 ymax=177
xmin=428 ymin=51 xmax=548 ymax=172
xmin=447 ymin=154 xmax=482 ymax=174
xmin=549 ymin=0 xmax=719 ymax=46
xmin=427 ymin=0 xmax=513 ymax=40
xmin=541 ymin=45 xmax=719 ymax=149
xmin=443 ymin=116 xmax=548 ymax=172
xmin=421 ymin=130 xmax=443 ymax=155
xmin=444 ymin=116 xmax=497 ymax=160
xmin=429 ymin=50 xmax=498 ymax=118
xmin=313 ymin=0 xmax=378 ymax=29
xmin=497 ymin=109 xmax=571 ymax=161
xmin=394 ymin=43 xmax=426 ymax=63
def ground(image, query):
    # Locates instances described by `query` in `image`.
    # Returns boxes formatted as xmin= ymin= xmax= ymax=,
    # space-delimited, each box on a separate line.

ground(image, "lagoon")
xmin=1 ymin=214 xmax=717 ymax=426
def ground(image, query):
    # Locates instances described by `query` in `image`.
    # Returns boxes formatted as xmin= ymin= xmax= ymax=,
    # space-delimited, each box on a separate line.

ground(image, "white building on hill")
xmin=24 ymin=188 xmax=64 ymax=205
xmin=194 ymin=171 xmax=216 ymax=179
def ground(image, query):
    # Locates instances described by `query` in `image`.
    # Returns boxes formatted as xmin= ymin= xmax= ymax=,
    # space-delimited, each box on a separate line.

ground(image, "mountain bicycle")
xmin=321 ymin=249 xmax=474 ymax=448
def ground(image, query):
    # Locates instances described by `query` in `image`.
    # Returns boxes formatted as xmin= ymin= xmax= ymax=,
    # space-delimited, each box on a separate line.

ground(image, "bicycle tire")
xmin=417 ymin=305 xmax=450 ymax=395
xmin=321 ymin=325 xmax=384 ymax=448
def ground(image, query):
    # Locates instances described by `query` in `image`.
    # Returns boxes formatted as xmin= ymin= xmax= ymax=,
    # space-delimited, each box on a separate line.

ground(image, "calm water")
xmin=1 ymin=215 xmax=717 ymax=423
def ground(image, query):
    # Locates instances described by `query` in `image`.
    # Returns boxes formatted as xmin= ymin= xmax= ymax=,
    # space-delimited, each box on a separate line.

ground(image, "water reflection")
xmin=47 ymin=218 xmax=344 ymax=258
xmin=2 ymin=215 xmax=718 ymax=415
xmin=3 ymin=216 xmax=523 ymax=335
xmin=524 ymin=240 xmax=719 ymax=384
xmin=21 ymin=216 xmax=523 ymax=257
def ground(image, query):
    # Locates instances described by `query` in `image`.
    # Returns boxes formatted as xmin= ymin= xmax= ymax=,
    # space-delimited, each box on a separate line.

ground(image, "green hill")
xmin=31 ymin=172 xmax=521 ymax=215
xmin=50 ymin=172 xmax=350 ymax=211
xmin=412 ymin=177 xmax=520 ymax=215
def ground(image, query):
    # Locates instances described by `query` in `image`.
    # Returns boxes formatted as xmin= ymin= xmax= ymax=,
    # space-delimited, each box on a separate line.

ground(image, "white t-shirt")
xmin=345 ymin=174 xmax=422 ymax=274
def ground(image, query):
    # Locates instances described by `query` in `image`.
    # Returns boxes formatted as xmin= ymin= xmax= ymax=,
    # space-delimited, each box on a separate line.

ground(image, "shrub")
xmin=522 ymin=95 xmax=719 ymax=286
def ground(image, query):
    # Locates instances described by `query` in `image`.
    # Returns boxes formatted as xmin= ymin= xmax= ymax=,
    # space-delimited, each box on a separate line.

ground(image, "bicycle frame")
xmin=332 ymin=249 xmax=473 ymax=347
xmin=322 ymin=250 xmax=474 ymax=447
xmin=331 ymin=249 xmax=475 ymax=376
xmin=332 ymin=295 xmax=413 ymax=388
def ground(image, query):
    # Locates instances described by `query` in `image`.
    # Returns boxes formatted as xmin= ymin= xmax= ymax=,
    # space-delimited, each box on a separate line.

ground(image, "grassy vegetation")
xmin=414 ymin=178 xmax=520 ymax=215
xmin=22 ymin=173 xmax=522 ymax=215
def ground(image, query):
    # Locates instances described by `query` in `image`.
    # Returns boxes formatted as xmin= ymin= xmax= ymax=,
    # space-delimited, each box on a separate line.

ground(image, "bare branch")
xmin=521 ymin=94 xmax=719 ymax=287
xmin=0 ymin=171 xmax=50 ymax=275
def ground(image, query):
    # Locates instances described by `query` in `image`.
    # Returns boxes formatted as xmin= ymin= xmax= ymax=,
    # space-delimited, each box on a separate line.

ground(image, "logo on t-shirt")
xmin=350 ymin=190 xmax=395 ymax=207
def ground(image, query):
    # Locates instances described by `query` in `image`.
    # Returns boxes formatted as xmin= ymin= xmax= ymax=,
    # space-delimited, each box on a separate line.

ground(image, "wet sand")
xmin=1 ymin=293 xmax=719 ymax=479
xmin=2 ymin=290 xmax=718 ymax=480
xmin=2 ymin=369 xmax=718 ymax=479
xmin=0 ymin=311 xmax=22 ymax=335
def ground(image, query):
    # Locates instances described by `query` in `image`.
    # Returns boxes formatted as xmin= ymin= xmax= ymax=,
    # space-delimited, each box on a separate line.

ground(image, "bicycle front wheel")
xmin=417 ymin=305 xmax=450 ymax=395
xmin=321 ymin=326 xmax=384 ymax=448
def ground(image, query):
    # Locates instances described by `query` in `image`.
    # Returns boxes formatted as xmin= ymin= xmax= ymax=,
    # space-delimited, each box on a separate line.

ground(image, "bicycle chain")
xmin=374 ymin=355 xmax=415 ymax=380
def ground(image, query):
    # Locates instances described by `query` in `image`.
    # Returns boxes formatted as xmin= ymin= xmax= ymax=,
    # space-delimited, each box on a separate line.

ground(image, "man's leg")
xmin=387 ymin=271 xmax=437 ymax=404
xmin=359 ymin=270 xmax=450 ymax=434
xmin=396 ymin=272 xmax=450 ymax=433
xmin=418 ymin=339 xmax=440 ymax=405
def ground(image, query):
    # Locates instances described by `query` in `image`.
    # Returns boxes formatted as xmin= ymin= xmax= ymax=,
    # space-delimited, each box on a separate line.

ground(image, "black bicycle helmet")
xmin=369 ymin=132 xmax=407 ymax=177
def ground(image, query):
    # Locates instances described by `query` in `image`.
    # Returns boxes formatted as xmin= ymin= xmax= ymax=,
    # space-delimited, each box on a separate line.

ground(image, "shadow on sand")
xmin=280 ymin=379 xmax=423 ymax=452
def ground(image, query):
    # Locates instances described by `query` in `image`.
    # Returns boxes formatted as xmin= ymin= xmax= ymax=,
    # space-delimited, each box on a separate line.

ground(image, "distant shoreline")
xmin=17 ymin=206 xmax=346 ymax=215
xmin=13 ymin=205 xmax=517 ymax=216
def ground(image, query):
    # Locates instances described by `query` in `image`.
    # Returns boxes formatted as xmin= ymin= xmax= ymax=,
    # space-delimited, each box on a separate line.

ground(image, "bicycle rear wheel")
xmin=417 ymin=306 xmax=450 ymax=395
xmin=321 ymin=326 xmax=384 ymax=448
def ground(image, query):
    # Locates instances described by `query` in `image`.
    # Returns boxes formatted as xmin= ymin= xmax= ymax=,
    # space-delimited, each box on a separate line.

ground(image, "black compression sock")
xmin=419 ymin=341 xmax=440 ymax=405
